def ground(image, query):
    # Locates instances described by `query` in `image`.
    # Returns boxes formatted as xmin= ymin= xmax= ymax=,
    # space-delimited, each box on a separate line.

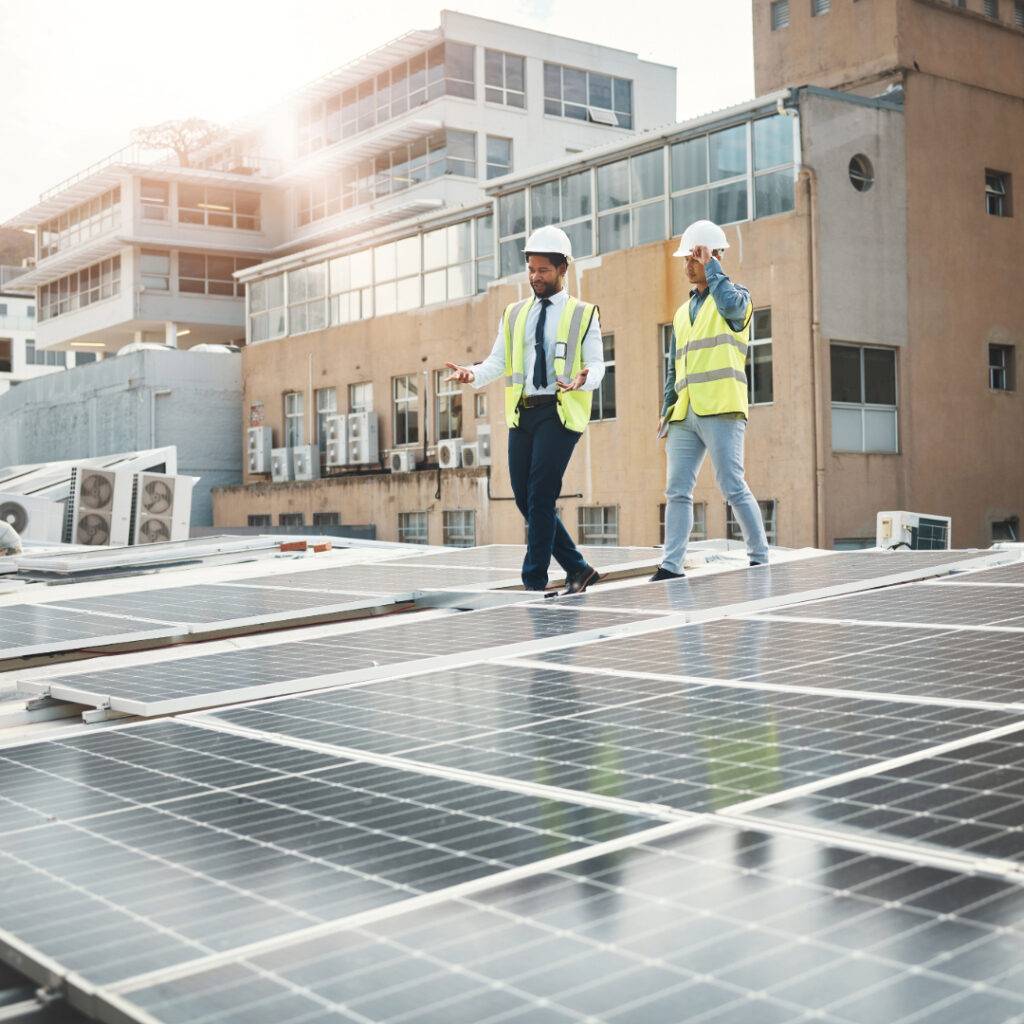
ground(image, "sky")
xmin=0 ymin=0 xmax=754 ymax=222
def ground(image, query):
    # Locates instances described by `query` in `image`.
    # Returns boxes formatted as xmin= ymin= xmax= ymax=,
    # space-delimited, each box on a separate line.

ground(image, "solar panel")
xmin=225 ymin=563 xmax=519 ymax=594
xmin=751 ymin=734 xmax=1024 ymax=863
xmin=390 ymin=544 xmax=662 ymax=572
xmin=207 ymin=664 xmax=1020 ymax=813
xmin=0 ymin=720 xmax=659 ymax=990
xmin=552 ymin=550 xmax=1000 ymax=615
xmin=935 ymin=562 xmax=1024 ymax=586
xmin=22 ymin=606 xmax=653 ymax=716
xmin=776 ymin=581 xmax=1024 ymax=629
xmin=105 ymin=821 xmax=1024 ymax=1024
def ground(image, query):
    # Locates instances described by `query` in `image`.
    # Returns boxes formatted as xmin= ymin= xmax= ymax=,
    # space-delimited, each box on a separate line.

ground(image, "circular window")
xmin=849 ymin=154 xmax=875 ymax=192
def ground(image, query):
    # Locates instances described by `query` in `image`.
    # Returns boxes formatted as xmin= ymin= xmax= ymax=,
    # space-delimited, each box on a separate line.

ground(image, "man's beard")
xmin=532 ymin=279 xmax=559 ymax=298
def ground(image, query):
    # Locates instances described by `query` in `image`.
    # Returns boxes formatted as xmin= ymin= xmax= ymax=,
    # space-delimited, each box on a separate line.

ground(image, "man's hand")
xmin=556 ymin=368 xmax=589 ymax=392
xmin=444 ymin=361 xmax=475 ymax=384
xmin=656 ymin=415 xmax=669 ymax=440
xmin=690 ymin=244 xmax=714 ymax=267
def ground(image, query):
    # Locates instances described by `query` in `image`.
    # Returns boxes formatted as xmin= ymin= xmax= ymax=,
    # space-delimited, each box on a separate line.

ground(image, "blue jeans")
xmin=663 ymin=408 xmax=769 ymax=573
xmin=508 ymin=403 xmax=588 ymax=590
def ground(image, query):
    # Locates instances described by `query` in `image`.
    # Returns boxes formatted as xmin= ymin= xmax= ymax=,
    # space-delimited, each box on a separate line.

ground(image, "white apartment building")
xmin=5 ymin=10 xmax=675 ymax=359
xmin=0 ymin=267 xmax=99 ymax=395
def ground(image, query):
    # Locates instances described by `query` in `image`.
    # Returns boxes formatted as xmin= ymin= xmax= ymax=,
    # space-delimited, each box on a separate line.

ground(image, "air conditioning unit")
xmin=460 ymin=443 xmax=480 ymax=469
xmin=476 ymin=425 xmax=493 ymax=467
xmin=438 ymin=438 xmax=463 ymax=469
xmin=389 ymin=449 xmax=418 ymax=474
xmin=0 ymin=492 xmax=64 ymax=543
xmin=131 ymin=473 xmax=196 ymax=545
xmin=325 ymin=414 xmax=348 ymax=468
xmin=292 ymin=445 xmax=320 ymax=481
xmin=65 ymin=466 xmax=132 ymax=546
xmin=876 ymin=511 xmax=952 ymax=551
xmin=247 ymin=426 xmax=272 ymax=474
xmin=347 ymin=411 xmax=379 ymax=465
xmin=271 ymin=447 xmax=294 ymax=483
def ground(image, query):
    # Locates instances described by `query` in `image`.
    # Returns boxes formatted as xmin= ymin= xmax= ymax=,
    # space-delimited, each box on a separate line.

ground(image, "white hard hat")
xmin=523 ymin=225 xmax=573 ymax=261
xmin=673 ymin=219 xmax=729 ymax=258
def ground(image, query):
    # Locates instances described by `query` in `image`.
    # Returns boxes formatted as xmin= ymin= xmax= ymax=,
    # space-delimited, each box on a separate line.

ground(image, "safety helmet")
xmin=673 ymin=219 xmax=729 ymax=258
xmin=523 ymin=225 xmax=573 ymax=261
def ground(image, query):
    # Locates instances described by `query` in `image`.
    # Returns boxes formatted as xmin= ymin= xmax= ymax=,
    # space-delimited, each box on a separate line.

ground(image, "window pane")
xmin=563 ymin=67 xmax=587 ymax=104
xmin=831 ymin=406 xmax=863 ymax=451
xmin=596 ymin=160 xmax=629 ymax=211
xmin=749 ymin=343 xmax=773 ymax=403
xmin=543 ymin=62 xmax=561 ymax=99
xmin=830 ymin=344 xmax=862 ymax=403
xmin=500 ymin=238 xmax=523 ymax=276
xmin=634 ymin=201 xmax=666 ymax=245
xmin=447 ymin=220 xmax=472 ymax=263
xmin=329 ymin=256 xmax=350 ymax=293
xmin=588 ymin=73 xmax=612 ymax=109
xmin=631 ymin=149 xmax=664 ymax=201
xmin=447 ymin=263 xmax=473 ymax=299
xmin=864 ymin=348 xmax=897 ymax=405
xmin=709 ymin=180 xmax=748 ymax=224
xmin=484 ymin=49 xmax=503 ymax=87
xmin=395 ymin=235 xmax=421 ymax=276
xmin=671 ymin=190 xmax=709 ymax=234
xmin=613 ymin=78 xmax=632 ymax=113
xmin=506 ymin=54 xmax=525 ymax=92
xmin=475 ymin=214 xmax=494 ymax=257
xmin=396 ymin=275 xmax=421 ymax=311
xmin=375 ymin=281 xmax=397 ymax=315
xmin=753 ymin=115 xmax=793 ymax=170
xmin=179 ymin=252 xmax=205 ymax=279
xmin=752 ymin=308 xmax=772 ymax=339
xmin=423 ymin=228 xmax=447 ymax=270
xmin=423 ymin=269 xmax=446 ymax=304
xmin=445 ymin=41 xmax=475 ymax=83
xmin=531 ymin=180 xmax=560 ymax=227
xmin=864 ymin=408 xmax=898 ymax=452
xmin=755 ymin=168 xmax=795 ymax=217
xmin=562 ymin=219 xmax=593 ymax=259
xmin=598 ymin=210 xmax=630 ymax=253
xmin=374 ymin=242 xmax=396 ymax=282
xmin=709 ymin=124 xmax=747 ymax=181
xmin=561 ymin=171 xmax=591 ymax=220
xmin=499 ymin=191 xmax=526 ymax=236
xmin=350 ymin=249 xmax=372 ymax=288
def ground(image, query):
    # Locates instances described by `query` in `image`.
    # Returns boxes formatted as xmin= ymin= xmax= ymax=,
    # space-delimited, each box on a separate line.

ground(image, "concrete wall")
xmin=0 ymin=349 xmax=243 ymax=525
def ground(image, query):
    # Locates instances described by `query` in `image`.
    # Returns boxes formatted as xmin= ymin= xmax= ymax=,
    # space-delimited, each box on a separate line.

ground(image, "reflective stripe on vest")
xmin=669 ymin=295 xmax=751 ymax=420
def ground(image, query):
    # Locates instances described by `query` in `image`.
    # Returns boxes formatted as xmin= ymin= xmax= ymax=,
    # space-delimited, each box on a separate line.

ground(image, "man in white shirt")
xmin=445 ymin=226 xmax=605 ymax=593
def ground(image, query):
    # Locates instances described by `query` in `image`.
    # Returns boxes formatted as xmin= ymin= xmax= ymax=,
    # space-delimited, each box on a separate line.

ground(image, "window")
xmin=329 ymin=250 xmax=373 ymax=325
xmin=593 ymin=334 xmax=616 ymax=421
xmin=435 ymin=369 xmax=463 ymax=441
xmin=45 ymin=350 xmax=66 ymax=367
xmin=179 ymin=254 xmax=255 ymax=297
xmin=248 ymin=273 xmax=286 ymax=342
xmin=986 ymin=171 xmax=1011 ymax=217
xmin=596 ymin=150 xmax=666 ymax=252
xmin=312 ymin=512 xmax=340 ymax=527
xmin=24 ymin=339 xmax=34 ymax=365
xmin=316 ymin=388 xmax=337 ymax=460
xmin=812 ymin=0 xmax=831 ymax=13
xmin=38 ymin=186 xmax=121 ymax=259
xmin=287 ymin=263 xmax=327 ymax=334
xmin=422 ymin=220 xmax=475 ymax=305
xmin=727 ymin=500 xmax=777 ymax=545
xmin=26 ymin=305 xmax=34 ymax=318
xmin=486 ymin=136 xmax=513 ymax=180
xmin=140 ymin=179 xmax=170 ymax=221
xmin=0 ymin=304 xmax=7 ymax=316
xmin=75 ymin=351 xmax=97 ymax=366
xmin=484 ymin=50 xmax=526 ymax=108
xmin=753 ymin=116 xmax=797 ymax=217
xmin=984 ymin=0 xmax=999 ymax=16
xmin=0 ymin=339 xmax=10 ymax=373
xmin=399 ymin=511 xmax=429 ymax=545
xmin=474 ymin=393 xmax=488 ymax=419
xmin=529 ymin=169 xmax=594 ymax=258
xmin=372 ymin=237 xmax=421 ymax=316
xmin=279 ymin=513 xmax=305 ymax=526
xmin=284 ymin=391 xmax=304 ymax=447
xmin=349 ymin=381 xmax=373 ymax=412
xmin=544 ymin=63 xmax=633 ymax=129
xmin=849 ymin=154 xmax=875 ymax=192
xmin=248 ymin=514 xmax=272 ymax=527
xmin=747 ymin=308 xmax=774 ymax=405
xmin=39 ymin=256 xmax=121 ymax=321
xmin=692 ymin=502 xmax=708 ymax=542
xmin=771 ymin=0 xmax=790 ymax=28
xmin=578 ymin=506 xmax=619 ymax=545
xmin=830 ymin=343 xmax=898 ymax=453
xmin=393 ymin=374 xmax=419 ymax=446
xmin=993 ymin=517 xmax=1020 ymax=542
xmin=475 ymin=213 xmax=495 ymax=292
xmin=140 ymin=249 xmax=170 ymax=291
xmin=443 ymin=510 xmax=476 ymax=547
xmin=498 ymin=191 xmax=527 ymax=276
xmin=989 ymin=344 xmax=1015 ymax=391
xmin=178 ymin=186 xmax=260 ymax=230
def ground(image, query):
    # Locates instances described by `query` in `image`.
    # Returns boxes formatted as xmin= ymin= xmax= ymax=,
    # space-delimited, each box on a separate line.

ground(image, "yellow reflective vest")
xmin=502 ymin=295 xmax=598 ymax=433
xmin=667 ymin=291 xmax=752 ymax=421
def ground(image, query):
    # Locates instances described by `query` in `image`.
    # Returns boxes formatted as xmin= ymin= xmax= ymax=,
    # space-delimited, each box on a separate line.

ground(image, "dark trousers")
xmin=508 ymin=403 xmax=588 ymax=590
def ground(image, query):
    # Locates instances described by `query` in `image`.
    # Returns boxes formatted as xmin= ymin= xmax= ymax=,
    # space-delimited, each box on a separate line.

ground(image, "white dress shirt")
xmin=470 ymin=289 xmax=605 ymax=395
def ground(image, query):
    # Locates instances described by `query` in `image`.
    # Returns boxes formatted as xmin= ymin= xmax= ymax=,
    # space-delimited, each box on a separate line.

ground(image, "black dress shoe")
xmin=649 ymin=566 xmax=685 ymax=582
xmin=563 ymin=566 xmax=601 ymax=594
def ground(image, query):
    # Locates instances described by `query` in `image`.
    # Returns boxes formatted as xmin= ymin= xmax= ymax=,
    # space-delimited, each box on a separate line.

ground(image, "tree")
xmin=130 ymin=118 xmax=225 ymax=168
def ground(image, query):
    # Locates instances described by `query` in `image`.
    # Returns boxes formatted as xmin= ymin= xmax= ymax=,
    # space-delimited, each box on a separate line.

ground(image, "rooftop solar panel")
xmin=390 ymin=544 xmax=662 ymax=572
xmin=106 ymin=822 xmax=1024 ymax=1024
xmin=936 ymin=562 xmax=1024 ymax=586
xmin=224 ymin=563 xmax=518 ymax=594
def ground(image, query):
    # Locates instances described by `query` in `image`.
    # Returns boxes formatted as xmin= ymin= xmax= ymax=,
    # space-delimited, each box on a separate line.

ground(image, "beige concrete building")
xmin=215 ymin=0 xmax=1024 ymax=551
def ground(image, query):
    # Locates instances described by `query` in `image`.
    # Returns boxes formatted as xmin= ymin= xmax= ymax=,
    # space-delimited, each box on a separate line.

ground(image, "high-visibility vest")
xmin=502 ymin=295 xmax=598 ymax=433
xmin=667 ymin=293 xmax=751 ymax=421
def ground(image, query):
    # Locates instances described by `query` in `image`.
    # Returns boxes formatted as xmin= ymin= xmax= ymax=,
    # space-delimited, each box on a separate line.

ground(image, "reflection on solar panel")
xmin=936 ymin=562 xmax=1024 ymax=586
xmin=208 ymin=664 xmax=1020 ymax=812
xmin=22 ymin=606 xmax=651 ymax=716
xmin=777 ymin=581 xmax=1024 ymax=629
xmin=107 ymin=823 xmax=1024 ymax=1024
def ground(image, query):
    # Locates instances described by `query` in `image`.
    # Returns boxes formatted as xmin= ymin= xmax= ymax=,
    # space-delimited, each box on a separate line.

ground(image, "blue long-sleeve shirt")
xmin=662 ymin=258 xmax=751 ymax=416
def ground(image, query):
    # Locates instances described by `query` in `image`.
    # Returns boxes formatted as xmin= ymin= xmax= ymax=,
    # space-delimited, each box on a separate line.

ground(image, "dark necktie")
xmin=533 ymin=298 xmax=551 ymax=390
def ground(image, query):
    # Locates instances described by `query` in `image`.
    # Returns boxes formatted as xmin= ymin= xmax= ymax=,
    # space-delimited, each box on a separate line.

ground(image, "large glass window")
xmin=38 ymin=187 xmax=121 ymax=259
xmin=484 ymin=49 xmax=526 ymax=108
xmin=544 ymin=63 xmax=632 ymax=129
xmin=399 ymin=511 xmax=429 ymax=544
xmin=39 ymin=255 xmax=120 ymax=321
xmin=284 ymin=391 xmax=304 ymax=447
xmin=287 ymin=263 xmax=327 ymax=335
xmin=393 ymin=374 xmax=419 ymax=446
xmin=753 ymin=115 xmax=796 ymax=218
xmin=528 ymin=169 xmax=594 ymax=260
xmin=596 ymin=149 xmax=666 ymax=251
xmin=830 ymin=343 xmax=898 ymax=453
xmin=373 ymin=236 xmax=421 ymax=316
xmin=578 ymin=506 xmax=619 ymax=545
xmin=443 ymin=509 xmax=476 ymax=547
xmin=486 ymin=136 xmax=513 ymax=180
xmin=423 ymin=220 xmax=476 ymax=305
xmin=178 ymin=186 xmax=260 ymax=230
xmin=179 ymin=254 xmax=256 ymax=297
xmin=248 ymin=273 xmax=286 ymax=342
xmin=593 ymin=334 xmax=616 ymax=421
xmin=747 ymin=307 xmax=774 ymax=405
xmin=435 ymin=369 xmax=463 ymax=440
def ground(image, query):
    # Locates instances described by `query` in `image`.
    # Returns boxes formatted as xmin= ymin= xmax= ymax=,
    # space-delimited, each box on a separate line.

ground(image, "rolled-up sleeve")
xmin=470 ymin=316 xmax=508 ymax=389
xmin=579 ymin=307 xmax=605 ymax=392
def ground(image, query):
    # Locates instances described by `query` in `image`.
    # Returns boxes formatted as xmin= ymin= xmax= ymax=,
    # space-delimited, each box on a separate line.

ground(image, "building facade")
xmin=213 ymin=0 xmax=1024 ymax=551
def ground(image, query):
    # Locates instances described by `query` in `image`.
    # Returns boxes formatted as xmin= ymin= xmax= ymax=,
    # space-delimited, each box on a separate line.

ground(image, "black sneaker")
xmin=649 ymin=566 xmax=685 ymax=582
xmin=749 ymin=560 xmax=768 ymax=567
xmin=563 ymin=566 xmax=601 ymax=595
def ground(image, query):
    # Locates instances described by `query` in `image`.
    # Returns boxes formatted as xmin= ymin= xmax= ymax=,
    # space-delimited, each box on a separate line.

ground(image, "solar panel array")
xmin=5 ymin=549 xmax=1024 ymax=1024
